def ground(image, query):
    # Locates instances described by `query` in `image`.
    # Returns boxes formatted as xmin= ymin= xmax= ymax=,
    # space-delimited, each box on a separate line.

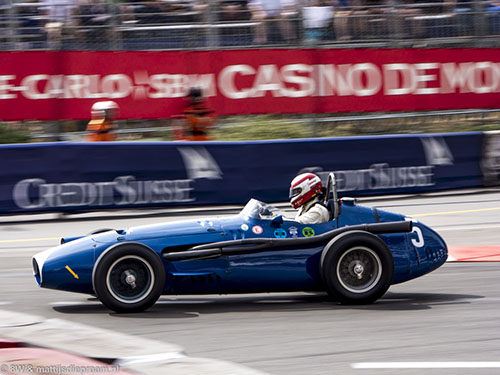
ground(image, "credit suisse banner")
xmin=0 ymin=133 xmax=483 ymax=214
xmin=2 ymin=49 xmax=500 ymax=120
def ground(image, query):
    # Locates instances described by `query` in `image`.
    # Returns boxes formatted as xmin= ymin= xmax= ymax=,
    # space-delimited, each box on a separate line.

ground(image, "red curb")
xmin=448 ymin=246 xmax=500 ymax=262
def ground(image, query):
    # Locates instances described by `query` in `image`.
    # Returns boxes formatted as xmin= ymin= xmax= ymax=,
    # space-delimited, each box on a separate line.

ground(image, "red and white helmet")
xmin=289 ymin=173 xmax=323 ymax=209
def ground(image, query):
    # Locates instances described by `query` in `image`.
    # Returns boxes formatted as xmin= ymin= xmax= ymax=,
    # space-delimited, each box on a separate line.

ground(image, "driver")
xmin=289 ymin=173 xmax=329 ymax=224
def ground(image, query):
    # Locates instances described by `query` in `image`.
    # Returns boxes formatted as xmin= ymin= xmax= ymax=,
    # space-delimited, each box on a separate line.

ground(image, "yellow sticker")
xmin=65 ymin=265 xmax=79 ymax=279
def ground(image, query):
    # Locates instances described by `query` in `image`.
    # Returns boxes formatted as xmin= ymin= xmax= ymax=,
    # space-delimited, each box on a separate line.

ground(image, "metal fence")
xmin=9 ymin=109 xmax=500 ymax=142
xmin=2 ymin=0 xmax=500 ymax=51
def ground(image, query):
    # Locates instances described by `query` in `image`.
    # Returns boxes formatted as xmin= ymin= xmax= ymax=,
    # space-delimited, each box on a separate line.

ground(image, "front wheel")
xmin=320 ymin=232 xmax=394 ymax=304
xmin=93 ymin=244 xmax=165 ymax=313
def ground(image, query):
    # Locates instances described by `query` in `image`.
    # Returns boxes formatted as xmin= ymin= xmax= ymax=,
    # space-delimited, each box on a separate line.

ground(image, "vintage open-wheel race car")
xmin=33 ymin=174 xmax=447 ymax=313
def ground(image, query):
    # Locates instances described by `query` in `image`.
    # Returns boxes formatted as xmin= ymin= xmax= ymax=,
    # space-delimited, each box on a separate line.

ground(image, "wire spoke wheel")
xmin=94 ymin=244 xmax=165 ymax=313
xmin=321 ymin=232 xmax=393 ymax=304
xmin=336 ymin=247 xmax=382 ymax=294
xmin=106 ymin=255 xmax=154 ymax=303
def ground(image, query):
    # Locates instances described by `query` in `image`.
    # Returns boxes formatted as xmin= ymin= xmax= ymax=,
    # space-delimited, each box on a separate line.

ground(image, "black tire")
xmin=320 ymin=231 xmax=393 ymax=304
xmin=93 ymin=244 xmax=165 ymax=313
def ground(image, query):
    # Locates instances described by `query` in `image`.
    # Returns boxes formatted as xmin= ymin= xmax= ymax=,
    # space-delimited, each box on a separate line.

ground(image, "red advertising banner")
xmin=2 ymin=49 xmax=500 ymax=120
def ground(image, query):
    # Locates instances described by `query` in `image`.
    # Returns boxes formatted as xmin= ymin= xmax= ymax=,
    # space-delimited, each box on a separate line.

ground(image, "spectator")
xmin=249 ymin=0 xmax=298 ymax=44
xmin=182 ymin=87 xmax=216 ymax=141
xmin=132 ymin=0 xmax=166 ymax=24
xmin=392 ymin=0 xmax=425 ymax=39
xmin=85 ymin=101 xmax=118 ymax=142
xmin=303 ymin=0 xmax=334 ymax=42
xmin=41 ymin=0 xmax=79 ymax=48
xmin=161 ymin=0 xmax=197 ymax=23
xmin=488 ymin=0 xmax=500 ymax=11
xmin=406 ymin=0 xmax=457 ymax=38
xmin=412 ymin=0 xmax=455 ymax=14
xmin=219 ymin=0 xmax=251 ymax=21
xmin=333 ymin=0 xmax=353 ymax=40
xmin=15 ymin=1 xmax=47 ymax=48
xmin=191 ymin=0 xmax=210 ymax=22
xmin=280 ymin=0 xmax=298 ymax=42
xmin=350 ymin=0 xmax=389 ymax=39
xmin=0 ymin=1 xmax=8 ymax=47
xmin=74 ymin=0 xmax=114 ymax=48
xmin=214 ymin=1 xmax=252 ymax=45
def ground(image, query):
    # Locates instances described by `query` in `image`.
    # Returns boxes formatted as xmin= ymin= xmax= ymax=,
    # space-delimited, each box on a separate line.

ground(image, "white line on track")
xmin=352 ymin=362 xmax=500 ymax=369
xmin=433 ymin=223 xmax=500 ymax=231
xmin=0 ymin=249 xmax=51 ymax=258
xmin=0 ymin=273 xmax=33 ymax=278
xmin=409 ymin=206 xmax=500 ymax=217
xmin=0 ymin=267 xmax=32 ymax=272
xmin=0 ymin=238 xmax=59 ymax=244
xmin=0 ymin=247 xmax=51 ymax=253
xmin=49 ymin=301 xmax=91 ymax=307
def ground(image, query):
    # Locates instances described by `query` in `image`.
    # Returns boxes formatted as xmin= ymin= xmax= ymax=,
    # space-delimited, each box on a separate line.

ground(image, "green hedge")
xmin=0 ymin=124 xmax=31 ymax=144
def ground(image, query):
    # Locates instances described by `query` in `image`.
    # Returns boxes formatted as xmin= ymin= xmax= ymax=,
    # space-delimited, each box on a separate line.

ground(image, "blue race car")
xmin=32 ymin=174 xmax=448 ymax=313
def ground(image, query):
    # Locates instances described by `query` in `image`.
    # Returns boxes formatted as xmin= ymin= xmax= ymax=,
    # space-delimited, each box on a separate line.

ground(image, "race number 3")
xmin=411 ymin=226 xmax=425 ymax=248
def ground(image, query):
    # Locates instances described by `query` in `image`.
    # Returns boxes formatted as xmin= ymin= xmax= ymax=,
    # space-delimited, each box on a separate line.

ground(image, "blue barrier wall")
xmin=0 ymin=132 xmax=483 ymax=214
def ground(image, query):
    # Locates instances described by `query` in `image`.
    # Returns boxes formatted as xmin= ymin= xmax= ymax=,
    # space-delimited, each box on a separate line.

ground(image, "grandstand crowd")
xmin=1 ymin=0 xmax=500 ymax=50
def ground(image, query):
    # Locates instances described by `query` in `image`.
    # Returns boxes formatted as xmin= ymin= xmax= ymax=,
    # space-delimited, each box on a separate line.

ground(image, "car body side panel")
xmin=163 ymin=247 xmax=325 ymax=295
xmin=160 ymin=217 xmax=337 ymax=295
xmin=380 ymin=233 xmax=411 ymax=283
xmin=164 ymin=258 xmax=229 ymax=294
xmin=221 ymin=246 xmax=324 ymax=294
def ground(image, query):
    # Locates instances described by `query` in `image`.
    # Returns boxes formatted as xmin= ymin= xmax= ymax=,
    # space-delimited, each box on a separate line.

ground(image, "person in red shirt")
xmin=182 ymin=88 xmax=216 ymax=141
xmin=85 ymin=101 xmax=118 ymax=142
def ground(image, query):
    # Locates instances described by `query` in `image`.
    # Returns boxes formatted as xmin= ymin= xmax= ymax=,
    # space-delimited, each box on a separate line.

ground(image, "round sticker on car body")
xmin=288 ymin=226 xmax=299 ymax=238
xmin=252 ymin=225 xmax=263 ymax=235
xmin=302 ymin=227 xmax=315 ymax=237
xmin=274 ymin=228 xmax=287 ymax=238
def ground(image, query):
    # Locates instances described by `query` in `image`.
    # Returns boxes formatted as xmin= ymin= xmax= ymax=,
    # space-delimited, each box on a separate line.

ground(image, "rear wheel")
xmin=321 ymin=232 xmax=393 ymax=304
xmin=93 ymin=244 xmax=165 ymax=313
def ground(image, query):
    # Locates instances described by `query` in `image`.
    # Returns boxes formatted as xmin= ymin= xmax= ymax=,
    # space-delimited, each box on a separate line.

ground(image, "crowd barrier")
xmin=0 ymin=132 xmax=488 ymax=214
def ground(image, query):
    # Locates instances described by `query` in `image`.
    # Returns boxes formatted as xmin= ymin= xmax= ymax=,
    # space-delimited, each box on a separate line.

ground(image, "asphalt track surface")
xmin=1 ymin=189 xmax=500 ymax=375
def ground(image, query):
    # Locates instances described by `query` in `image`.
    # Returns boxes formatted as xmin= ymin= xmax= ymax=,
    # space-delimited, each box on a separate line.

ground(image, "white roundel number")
xmin=411 ymin=226 xmax=425 ymax=248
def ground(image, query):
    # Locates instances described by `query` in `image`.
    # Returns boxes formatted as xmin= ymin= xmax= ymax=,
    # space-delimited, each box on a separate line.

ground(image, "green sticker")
xmin=302 ymin=227 xmax=315 ymax=237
